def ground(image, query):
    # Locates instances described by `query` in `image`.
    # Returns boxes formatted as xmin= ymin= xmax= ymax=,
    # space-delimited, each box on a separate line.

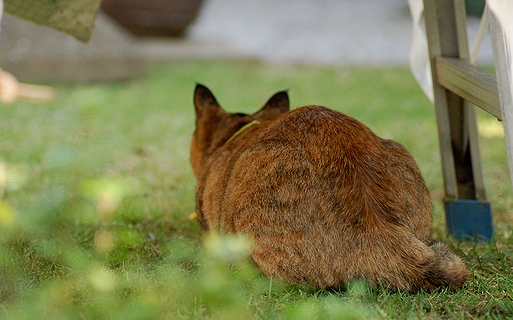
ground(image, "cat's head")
xmin=190 ymin=84 xmax=289 ymax=178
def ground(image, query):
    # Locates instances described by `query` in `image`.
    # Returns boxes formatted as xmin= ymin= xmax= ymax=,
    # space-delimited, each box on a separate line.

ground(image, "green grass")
xmin=0 ymin=61 xmax=512 ymax=319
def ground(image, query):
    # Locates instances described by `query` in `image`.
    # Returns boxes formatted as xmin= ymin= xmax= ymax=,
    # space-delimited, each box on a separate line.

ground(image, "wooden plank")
xmin=423 ymin=0 xmax=495 ymax=239
xmin=423 ymin=0 xmax=459 ymax=199
xmin=467 ymin=101 xmax=487 ymax=200
xmin=436 ymin=57 xmax=502 ymax=120
xmin=423 ymin=0 xmax=487 ymax=201
xmin=490 ymin=11 xmax=513 ymax=188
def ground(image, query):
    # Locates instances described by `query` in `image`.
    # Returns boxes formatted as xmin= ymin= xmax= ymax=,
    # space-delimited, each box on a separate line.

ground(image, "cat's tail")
xmin=370 ymin=228 xmax=470 ymax=292
xmin=421 ymin=241 xmax=469 ymax=291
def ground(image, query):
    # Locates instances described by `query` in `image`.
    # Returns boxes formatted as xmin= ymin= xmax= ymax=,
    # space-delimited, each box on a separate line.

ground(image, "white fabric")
xmin=487 ymin=0 xmax=513 ymax=47
xmin=487 ymin=0 xmax=513 ymax=93
xmin=408 ymin=0 xmax=434 ymax=102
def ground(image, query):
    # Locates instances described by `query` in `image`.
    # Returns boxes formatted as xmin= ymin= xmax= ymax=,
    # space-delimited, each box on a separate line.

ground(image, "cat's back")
xmin=251 ymin=105 xmax=388 ymax=165
xmin=225 ymin=105 xmax=431 ymax=238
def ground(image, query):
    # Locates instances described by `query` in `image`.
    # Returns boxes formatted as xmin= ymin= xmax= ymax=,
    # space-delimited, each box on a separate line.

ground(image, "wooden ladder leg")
xmin=423 ymin=0 xmax=493 ymax=240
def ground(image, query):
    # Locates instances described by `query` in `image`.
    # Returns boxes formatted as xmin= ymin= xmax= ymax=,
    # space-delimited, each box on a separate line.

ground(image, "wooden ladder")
xmin=423 ymin=0 xmax=512 ymax=240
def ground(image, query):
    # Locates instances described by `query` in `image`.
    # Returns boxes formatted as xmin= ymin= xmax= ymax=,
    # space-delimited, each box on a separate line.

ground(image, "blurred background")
xmin=0 ymin=0 xmax=494 ymax=83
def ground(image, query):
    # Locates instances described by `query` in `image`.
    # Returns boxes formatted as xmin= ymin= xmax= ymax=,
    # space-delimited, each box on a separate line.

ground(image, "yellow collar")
xmin=225 ymin=120 xmax=260 ymax=145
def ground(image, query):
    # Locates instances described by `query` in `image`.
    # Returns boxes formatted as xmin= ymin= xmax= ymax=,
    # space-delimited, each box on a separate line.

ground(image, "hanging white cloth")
xmin=487 ymin=0 xmax=513 ymax=94
xmin=408 ymin=0 xmax=434 ymax=102
xmin=487 ymin=0 xmax=513 ymax=52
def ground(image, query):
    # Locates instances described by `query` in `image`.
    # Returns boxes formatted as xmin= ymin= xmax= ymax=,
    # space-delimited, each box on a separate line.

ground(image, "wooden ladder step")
xmin=436 ymin=57 xmax=502 ymax=120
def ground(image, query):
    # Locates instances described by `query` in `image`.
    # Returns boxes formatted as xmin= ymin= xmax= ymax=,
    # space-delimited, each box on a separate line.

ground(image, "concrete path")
xmin=138 ymin=0 xmax=494 ymax=66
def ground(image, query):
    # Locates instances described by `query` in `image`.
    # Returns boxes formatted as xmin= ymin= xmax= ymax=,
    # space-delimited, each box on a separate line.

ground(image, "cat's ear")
xmin=194 ymin=84 xmax=223 ymax=117
xmin=253 ymin=91 xmax=289 ymax=121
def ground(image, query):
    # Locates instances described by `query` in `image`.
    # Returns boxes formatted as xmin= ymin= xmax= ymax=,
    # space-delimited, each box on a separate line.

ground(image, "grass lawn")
xmin=0 ymin=61 xmax=512 ymax=319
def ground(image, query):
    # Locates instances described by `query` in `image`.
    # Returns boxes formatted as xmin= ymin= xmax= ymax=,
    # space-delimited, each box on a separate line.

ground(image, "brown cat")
xmin=190 ymin=84 xmax=469 ymax=292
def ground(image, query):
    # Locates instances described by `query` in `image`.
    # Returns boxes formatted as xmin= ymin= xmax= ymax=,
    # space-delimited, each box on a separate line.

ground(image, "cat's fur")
xmin=190 ymin=84 xmax=469 ymax=292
